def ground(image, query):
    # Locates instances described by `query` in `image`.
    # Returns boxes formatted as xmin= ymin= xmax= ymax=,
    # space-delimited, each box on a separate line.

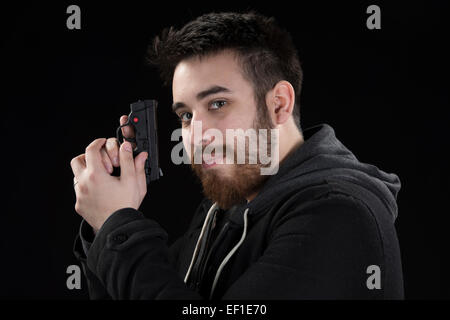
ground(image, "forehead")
xmin=172 ymin=50 xmax=250 ymax=98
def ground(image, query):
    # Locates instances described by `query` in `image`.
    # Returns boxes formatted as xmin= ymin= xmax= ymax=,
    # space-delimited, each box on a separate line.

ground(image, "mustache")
xmin=190 ymin=144 xmax=264 ymax=167
xmin=190 ymin=144 xmax=232 ymax=166
xmin=190 ymin=144 xmax=236 ymax=157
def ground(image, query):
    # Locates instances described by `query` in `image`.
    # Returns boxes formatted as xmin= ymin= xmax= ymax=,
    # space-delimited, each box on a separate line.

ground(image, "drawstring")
xmin=209 ymin=208 xmax=249 ymax=299
xmin=184 ymin=202 xmax=219 ymax=284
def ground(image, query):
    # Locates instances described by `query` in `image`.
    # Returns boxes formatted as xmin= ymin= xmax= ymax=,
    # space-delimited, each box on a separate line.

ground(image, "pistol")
xmin=116 ymin=100 xmax=162 ymax=184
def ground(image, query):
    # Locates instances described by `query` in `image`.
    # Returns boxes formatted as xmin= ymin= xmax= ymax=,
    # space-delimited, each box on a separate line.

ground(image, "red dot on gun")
xmin=133 ymin=117 xmax=139 ymax=123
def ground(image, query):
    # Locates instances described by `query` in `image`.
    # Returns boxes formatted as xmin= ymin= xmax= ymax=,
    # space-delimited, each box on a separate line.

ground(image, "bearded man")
xmin=71 ymin=12 xmax=403 ymax=299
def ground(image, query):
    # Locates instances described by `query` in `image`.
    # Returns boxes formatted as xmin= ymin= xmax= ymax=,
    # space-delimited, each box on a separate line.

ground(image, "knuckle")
xmin=87 ymin=171 xmax=97 ymax=183
xmin=70 ymin=154 xmax=82 ymax=165
xmin=86 ymin=138 xmax=106 ymax=152
xmin=78 ymin=182 xmax=88 ymax=194
xmin=106 ymin=140 xmax=119 ymax=154
xmin=107 ymin=137 xmax=118 ymax=145
xmin=74 ymin=202 xmax=82 ymax=214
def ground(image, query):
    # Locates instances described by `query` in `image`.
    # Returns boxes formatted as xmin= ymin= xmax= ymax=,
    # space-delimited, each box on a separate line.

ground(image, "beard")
xmin=190 ymin=105 xmax=275 ymax=210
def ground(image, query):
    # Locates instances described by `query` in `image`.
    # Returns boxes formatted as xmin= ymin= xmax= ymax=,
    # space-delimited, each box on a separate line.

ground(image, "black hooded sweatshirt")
xmin=73 ymin=124 xmax=404 ymax=299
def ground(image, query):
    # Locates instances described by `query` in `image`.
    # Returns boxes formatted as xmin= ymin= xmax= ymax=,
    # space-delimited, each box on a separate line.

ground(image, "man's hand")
xmin=102 ymin=115 xmax=137 ymax=173
xmin=70 ymin=135 xmax=148 ymax=233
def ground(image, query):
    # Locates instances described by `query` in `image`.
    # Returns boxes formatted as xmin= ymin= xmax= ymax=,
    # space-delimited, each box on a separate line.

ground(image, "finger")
xmin=100 ymin=147 xmax=113 ymax=174
xmin=120 ymin=115 xmax=136 ymax=149
xmin=120 ymin=115 xmax=128 ymax=126
xmin=70 ymin=154 xmax=86 ymax=177
xmin=135 ymin=151 xmax=148 ymax=194
xmin=105 ymin=137 xmax=120 ymax=167
xmin=120 ymin=115 xmax=135 ymax=139
xmin=119 ymin=141 xmax=136 ymax=181
xmin=85 ymin=138 xmax=107 ymax=171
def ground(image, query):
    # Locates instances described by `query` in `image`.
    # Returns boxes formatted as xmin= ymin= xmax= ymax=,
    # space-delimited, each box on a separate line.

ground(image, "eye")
xmin=209 ymin=100 xmax=227 ymax=110
xmin=179 ymin=112 xmax=192 ymax=123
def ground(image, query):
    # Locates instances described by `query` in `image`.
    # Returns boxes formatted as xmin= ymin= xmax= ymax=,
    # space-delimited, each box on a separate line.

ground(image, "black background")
xmin=1 ymin=1 xmax=449 ymax=300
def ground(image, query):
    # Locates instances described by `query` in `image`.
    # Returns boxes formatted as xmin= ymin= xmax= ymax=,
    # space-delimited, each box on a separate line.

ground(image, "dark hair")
xmin=147 ymin=11 xmax=303 ymax=130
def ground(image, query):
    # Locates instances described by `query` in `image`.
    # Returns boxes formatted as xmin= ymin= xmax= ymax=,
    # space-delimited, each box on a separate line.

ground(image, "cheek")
xmin=227 ymin=104 xmax=258 ymax=130
xmin=215 ymin=116 xmax=243 ymax=134
xmin=182 ymin=130 xmax=191 ymax=157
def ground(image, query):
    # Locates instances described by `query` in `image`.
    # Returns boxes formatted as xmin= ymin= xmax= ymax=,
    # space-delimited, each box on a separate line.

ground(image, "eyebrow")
xmin=172 ymin=85 xmax=232 ymax=113
xmin=196 ymin=85 xmax=231 ymax=100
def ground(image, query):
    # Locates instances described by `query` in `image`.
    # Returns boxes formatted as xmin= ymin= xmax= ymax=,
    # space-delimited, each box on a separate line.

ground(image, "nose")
xmin=189 ymin=113 xmax=216 ymax=149
xmin=201 ymin=132 xmax=215 ymax=147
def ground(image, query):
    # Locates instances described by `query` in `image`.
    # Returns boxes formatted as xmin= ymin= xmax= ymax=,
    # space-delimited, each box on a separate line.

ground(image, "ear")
xmin=265 ymin=81 xmax=295 ymax=125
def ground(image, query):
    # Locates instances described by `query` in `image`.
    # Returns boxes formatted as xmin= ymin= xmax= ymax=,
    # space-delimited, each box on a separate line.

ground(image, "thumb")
xmin=119 ymin=141 xmax=135 ymax=180
xmin=135 ymin=152 xmax=148 ymax=192
xmin=134 ymin=151 xmax=148 ymax=174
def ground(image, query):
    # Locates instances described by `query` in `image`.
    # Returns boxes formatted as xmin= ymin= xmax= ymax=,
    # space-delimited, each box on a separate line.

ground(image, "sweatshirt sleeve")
xmin=79 ymin=207 xmax=202 ymax=300
xmin=221 ymin=192 xmax=390 ymax=299
xmin=73 ymin=219 xmax=112 ymax=299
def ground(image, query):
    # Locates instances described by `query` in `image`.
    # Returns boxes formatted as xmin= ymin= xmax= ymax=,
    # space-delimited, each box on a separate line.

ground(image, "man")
xmin=71 ymin=12 xmax=403 ymax=299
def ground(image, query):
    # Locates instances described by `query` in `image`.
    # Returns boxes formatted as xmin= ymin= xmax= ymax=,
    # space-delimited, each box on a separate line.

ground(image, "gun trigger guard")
xmin=116 ymin=122 xmax=133 ymax=145
xmin=124 ymin=137 xmax=136 ymax=143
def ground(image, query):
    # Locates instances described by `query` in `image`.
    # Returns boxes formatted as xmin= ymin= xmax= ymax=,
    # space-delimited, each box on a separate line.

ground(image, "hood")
xmin=243 ymin=123 xmax=401 ymax=221
xmin=188 ymin=123 xmax=401 ymax=298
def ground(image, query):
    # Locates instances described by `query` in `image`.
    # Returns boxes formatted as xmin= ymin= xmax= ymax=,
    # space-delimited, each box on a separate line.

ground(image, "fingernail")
xmin=123 ymin=142 xmax=132 ymax=152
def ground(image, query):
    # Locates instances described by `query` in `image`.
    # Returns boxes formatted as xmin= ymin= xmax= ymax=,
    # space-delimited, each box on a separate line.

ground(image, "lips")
xmin=202 ymin=151 xmax=218 ymax=168
xmin=202 ymin=162 xmax=216 ymax=169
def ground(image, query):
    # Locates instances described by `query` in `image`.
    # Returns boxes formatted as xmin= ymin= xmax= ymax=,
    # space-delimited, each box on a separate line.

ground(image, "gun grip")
xmin=116 ymin=100 xmax=161 ymax=184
